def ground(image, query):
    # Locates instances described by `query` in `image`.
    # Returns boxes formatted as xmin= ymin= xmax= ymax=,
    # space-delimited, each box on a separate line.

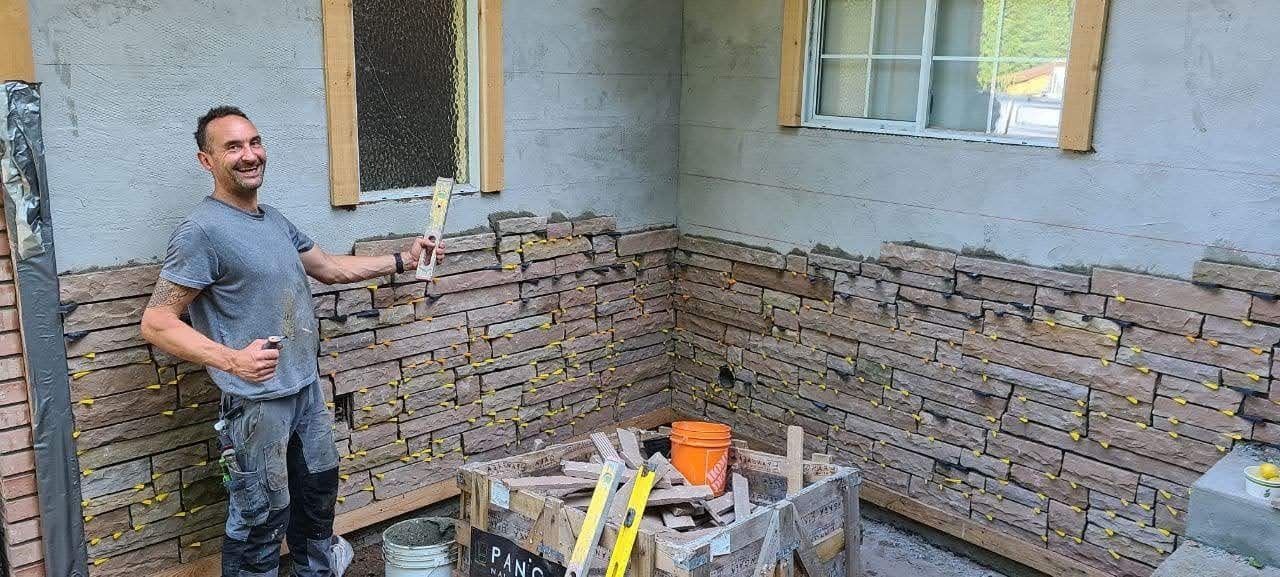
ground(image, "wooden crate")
xmin=456 ymin=435 xmax=862 ymax=577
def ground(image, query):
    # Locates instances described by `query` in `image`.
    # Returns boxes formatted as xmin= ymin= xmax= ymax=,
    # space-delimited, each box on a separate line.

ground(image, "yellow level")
xmin=605 ymin=464 xmax=657 ymax=577
xmin=567 ymin=460 xmax=625 ymax=577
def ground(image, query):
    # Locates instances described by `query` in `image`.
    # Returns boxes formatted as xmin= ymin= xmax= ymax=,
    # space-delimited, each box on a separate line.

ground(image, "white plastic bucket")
xmin=1243 ymin=466 xmax=1280 ymax=501
xmin=383 ymin=517 xmax=458 ymax=577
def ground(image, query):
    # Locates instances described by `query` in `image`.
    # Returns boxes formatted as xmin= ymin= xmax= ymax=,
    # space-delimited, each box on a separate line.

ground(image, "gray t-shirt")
xmin=159 ymin=196 xmax=320 ymax=400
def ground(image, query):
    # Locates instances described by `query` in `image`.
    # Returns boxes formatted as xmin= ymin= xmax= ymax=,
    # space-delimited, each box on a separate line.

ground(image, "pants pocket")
xmin=227 ymin=466 xmax=270 ymax=527
xmin=264 ymin=439 xmax=289 ymax=493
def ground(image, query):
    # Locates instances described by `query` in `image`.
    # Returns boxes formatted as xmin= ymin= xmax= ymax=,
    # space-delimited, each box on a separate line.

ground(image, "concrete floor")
xmin=338 ymin=515 xmax=1016 ymax=577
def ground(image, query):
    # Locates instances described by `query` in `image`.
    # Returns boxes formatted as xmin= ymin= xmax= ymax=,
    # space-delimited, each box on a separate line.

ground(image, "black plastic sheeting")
xmin=2 ymin=81 xmax=88 ymax=577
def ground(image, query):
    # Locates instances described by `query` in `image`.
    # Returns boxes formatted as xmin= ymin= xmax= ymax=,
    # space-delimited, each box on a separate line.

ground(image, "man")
xmin=141 ymin=106 xmax=443 ymax=577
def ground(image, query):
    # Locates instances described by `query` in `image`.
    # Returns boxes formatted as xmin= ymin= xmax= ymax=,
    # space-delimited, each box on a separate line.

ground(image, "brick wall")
xmin=57 ymin=215 xmax=677 ymax=576
xmin=670 ymin=236 xmax=1280 ymax=577
xmin=0 ymin=194 xmax=44 ymax=577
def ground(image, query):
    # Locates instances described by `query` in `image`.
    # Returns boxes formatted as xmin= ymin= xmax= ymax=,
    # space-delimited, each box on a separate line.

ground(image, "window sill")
xmin=358 ymin=182 xmax=482 ymax=205
xmin=802 ymin=116 xmax=1059 ymax=148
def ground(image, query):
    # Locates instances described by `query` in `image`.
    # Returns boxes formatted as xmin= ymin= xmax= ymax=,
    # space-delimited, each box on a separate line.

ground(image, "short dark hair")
xmin=194 ymin=106 xmax=250 ymax=152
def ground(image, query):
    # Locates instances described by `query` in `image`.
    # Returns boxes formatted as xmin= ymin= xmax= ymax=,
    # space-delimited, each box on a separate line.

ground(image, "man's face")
xmin=198 ymin=115 xmax=266 ymax=194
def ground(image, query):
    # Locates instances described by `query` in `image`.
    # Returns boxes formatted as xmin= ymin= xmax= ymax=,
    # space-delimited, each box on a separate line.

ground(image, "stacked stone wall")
xmin=671 ymin=236 xmax=1280 ymax=577
xmin=57 ymin=215 xmax=677 ymax=576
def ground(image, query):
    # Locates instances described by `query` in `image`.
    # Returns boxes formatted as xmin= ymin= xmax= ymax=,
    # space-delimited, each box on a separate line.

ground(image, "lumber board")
xmin=814 ymin=531 xmax=844 ymax=563
xmin=785 ymin=426 xmax=804 ymax=496
xmin=842 ymin=476 xmax=862 ymax=577
xmin=781 ymin=503 xmax=823 ymax=577
xmin=750 ymin=511 xmax=782 ymax=577
xmin=1059 ymin=0 xmax=1110 ymax=152
xmin=861 ymin=483 xmax=1111 ymax=577
xmin=1 ymin=0 xmax=34 ymax=82
xmin=777 ymin=0 xmax=810 ymax=127
xmin=320 ymin=0 xmax=360 ymax=207
xmin=479 ymin=0 xmax=504 ymax=191
xmin=732 ymin=474 xmax=751 ymax=521
xmin=503 ymin=475 xmax=598 ymax=491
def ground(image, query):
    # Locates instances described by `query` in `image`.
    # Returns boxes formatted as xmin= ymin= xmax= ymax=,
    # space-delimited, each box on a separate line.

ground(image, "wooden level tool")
xmin=566 ymin=459 xmax=625 ymax=577
xmin=604 ymin=463 xmax=658 ymax=577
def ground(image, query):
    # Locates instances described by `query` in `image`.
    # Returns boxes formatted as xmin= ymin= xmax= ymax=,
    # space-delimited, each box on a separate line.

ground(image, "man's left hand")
xmin=404 ymin=236 xmax=445 ymax=270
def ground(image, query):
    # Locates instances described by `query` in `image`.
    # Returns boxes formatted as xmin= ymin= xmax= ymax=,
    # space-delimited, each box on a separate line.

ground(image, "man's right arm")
xmin=140 ymin=278 xmax=280 ymax=382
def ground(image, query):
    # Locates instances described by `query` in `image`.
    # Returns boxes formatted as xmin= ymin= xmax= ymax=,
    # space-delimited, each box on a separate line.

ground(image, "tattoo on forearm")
xmin=147 ymin=278 xmax=198 ymax=309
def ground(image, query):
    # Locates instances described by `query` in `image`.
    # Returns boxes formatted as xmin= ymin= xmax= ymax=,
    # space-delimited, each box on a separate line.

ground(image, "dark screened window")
xmin=353 ymin=0 xmax=469 ymax=192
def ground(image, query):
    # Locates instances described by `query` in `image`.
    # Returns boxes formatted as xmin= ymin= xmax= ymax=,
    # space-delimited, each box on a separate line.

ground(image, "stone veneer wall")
xmin=670 ymin=236 xmax=1280 ymax=577
xmin=57 ymin=215 xmax=678 ymax=576
xmin=49 ymin=221 xmax=1280 ymax=577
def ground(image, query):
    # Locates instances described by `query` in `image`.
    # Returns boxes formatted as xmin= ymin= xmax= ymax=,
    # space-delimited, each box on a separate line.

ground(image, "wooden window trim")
xmin=478 ymin=0 xmax=504 ymax=192
xmin=1 ymin=0 xmax=35 ymax=82
xmin=321 ymin=0 xmax=503 ymax=207
xmin=778 ymin=0 xmax=1110 ymax=151
xmin=777 ymin=0 xmax=809 ymax=128
xmin=1058 ymin=0 xmax=1110 ymax=152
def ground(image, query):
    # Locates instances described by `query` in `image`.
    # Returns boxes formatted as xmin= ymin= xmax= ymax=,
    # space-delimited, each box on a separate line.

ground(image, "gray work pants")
xmin=220 ymin=381 xmax=342 ymax=577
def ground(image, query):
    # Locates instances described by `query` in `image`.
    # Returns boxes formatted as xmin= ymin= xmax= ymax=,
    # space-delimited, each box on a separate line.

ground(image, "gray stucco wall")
xmin=30 ymin=0 xmax=682 ymax=272
xmin=678 ymin=0 xmax=1280 ymax=276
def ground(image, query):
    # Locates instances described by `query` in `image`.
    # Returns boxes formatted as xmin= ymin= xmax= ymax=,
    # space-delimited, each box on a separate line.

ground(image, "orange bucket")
xmin=670 ymin=421 xmax=732 ymax=496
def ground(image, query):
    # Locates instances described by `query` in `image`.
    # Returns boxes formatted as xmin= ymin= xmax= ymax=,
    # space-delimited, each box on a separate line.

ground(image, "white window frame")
xmin=801 ymin=0 xmax=1070 ymax=147
xmin=362 ymin=0 xmax=483 ymax=202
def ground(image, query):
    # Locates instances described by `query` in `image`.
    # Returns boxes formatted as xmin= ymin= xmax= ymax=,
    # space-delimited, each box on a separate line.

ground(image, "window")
xmin=323 ymin=0 xmax=503 ymax=207
xmin=804 ymin=0 xmax=1075 ymax=146
xmin=353 ymin=0 xmax=477 ymax=196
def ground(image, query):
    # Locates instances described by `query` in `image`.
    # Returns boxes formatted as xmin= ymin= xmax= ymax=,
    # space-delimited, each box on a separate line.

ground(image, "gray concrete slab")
xmin=1152 ymin=541 xmax=1280 ymax=577
xmin=1188 ymin=443 xmax=1280 ymax=567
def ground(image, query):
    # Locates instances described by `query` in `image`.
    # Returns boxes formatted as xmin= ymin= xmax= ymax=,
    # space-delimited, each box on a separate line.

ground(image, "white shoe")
xmin=331 ymin=535 xmax=355 ymax=577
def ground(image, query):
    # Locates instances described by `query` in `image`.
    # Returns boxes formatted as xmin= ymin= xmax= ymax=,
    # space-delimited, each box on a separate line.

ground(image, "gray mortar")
xmin=382 ymin=517 xmax=456 ymax=548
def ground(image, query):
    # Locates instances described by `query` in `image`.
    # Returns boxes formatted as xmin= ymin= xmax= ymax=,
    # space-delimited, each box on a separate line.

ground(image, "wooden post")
xmin=777 ymin=0 xmax=809 ymax=127
xmin=1059 ymin=0 xmax=1110 ymax=152
xmin=479 ymin=0 xmax=505 ymax=192
xmin=841 ymin=475 xmax=862 ymax=577
xmin=785 ymin=426 xmax=804 ymax=496
xmin=320 ymin=0 xmax=360 ymax=206
xmin=1 ymin=0 xmax=35 ymax=82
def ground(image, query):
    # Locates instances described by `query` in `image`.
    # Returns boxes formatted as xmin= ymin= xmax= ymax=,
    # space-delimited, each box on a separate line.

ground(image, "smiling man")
xmin=140 ymin=106 xmax=443 ymax=577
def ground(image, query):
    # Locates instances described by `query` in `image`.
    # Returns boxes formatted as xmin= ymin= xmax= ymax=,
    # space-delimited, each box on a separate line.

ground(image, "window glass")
xmin=811 ymin=0 xmax=1074 ymax=143
xmin=818 ymin=59 xmax=871 ymax=117
xmin=354 ymin=0 xmax=469 ymax=192
xmin=817 ymin=0 xmax=926 ymax=123
xmin=872 ymin=0 xmax=928 ymax=55
xmin=822 ymin=0 xmax=874 ymax=55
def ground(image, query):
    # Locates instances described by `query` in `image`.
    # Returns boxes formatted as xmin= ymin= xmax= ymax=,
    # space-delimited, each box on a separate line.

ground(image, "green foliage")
xmin=976 ymin=0 xmax=1074 ymax=86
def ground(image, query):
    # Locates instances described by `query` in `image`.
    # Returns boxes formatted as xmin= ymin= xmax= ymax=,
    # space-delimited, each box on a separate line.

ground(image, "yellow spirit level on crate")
xmin=604 ymin=464 xmax=657 ymax=577
xmin=566 ymin=459 xmax=625 ymax=577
